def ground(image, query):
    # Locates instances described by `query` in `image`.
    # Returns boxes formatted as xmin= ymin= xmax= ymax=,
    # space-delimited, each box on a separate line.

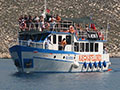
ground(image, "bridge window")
xmin=53 ymin=35 xmax=56 ymax=44
xmin=95 ymin=43 xmax=99 ymax=52
xmin=74 ymin=43 xmax=79 ymax=52
xmin=36 ymin=34 xmax=42 ymax=41
xmin=90 ymin=43 xmax=94 ymax=52
xmin=41 ymin=33 xmax=50 ymax=41
xmin=58 ymin=36 xmax=62 ymax=44
xmin=85 ymin=43 xmax=89 ymax=52
xmin=66 ymin=35 xmax=71 ymax=44
xmin=80 ymin=43 xmax=84 ymax=52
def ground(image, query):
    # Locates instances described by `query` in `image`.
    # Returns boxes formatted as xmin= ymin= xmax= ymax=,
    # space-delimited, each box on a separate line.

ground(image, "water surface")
xmin=0 ymin=58 xmax=120 ymax=90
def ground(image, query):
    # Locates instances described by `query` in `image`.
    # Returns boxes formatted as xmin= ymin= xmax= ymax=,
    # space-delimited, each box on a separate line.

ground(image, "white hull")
xmin=10 ymin=48 xmax=110 ymax=73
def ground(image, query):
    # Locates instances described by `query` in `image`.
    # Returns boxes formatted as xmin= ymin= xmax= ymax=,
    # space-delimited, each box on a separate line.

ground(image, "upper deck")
xmin=19 ymin=16 xmax=108 ymax=42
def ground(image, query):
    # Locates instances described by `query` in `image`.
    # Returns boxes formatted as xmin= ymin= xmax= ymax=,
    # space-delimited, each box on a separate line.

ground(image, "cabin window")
xmin=53 ymin=35 xmax=56 ymax=44
xmin=58 ymin=36 xmax=62 ymax=44
xmin=95 ymin=43 xmax=99 ymax=52
xmin=32 ymin=35 xmax=37 ymax=41
xmin=85 ymin=43 xmax=89 ymax=52
xmin=90 ymin=43 xmax=94 ymax=52
xmin=74 ymin=43 xmax=79 ymax=52
xmin=80 ymin=43 xmax=84 ymax=52
xmin=36 ymin=34 xmax=42 ymax=41
xmin=41 ymin=33 xmax=50 ymax=41
xmin=66 ymin=35 xmax=71 ymax=44
xmin=36 ymin=33 xmax=50 ymax=41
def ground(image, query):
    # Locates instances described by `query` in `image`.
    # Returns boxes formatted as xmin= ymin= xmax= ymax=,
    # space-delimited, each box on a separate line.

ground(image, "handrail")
xmin=19 ymin=21 xmax=108 ymax=41
xmin=19 ymin=40 xmax=43 ymax=48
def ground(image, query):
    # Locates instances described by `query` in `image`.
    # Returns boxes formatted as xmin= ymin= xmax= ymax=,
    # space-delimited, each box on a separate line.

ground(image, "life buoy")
xmin=20 ymin=22 xmax=26 ymax=30
xmin=45 ymin=22 xmax=50 ymax=29
xmin=82 ymin=55 xmax=88 ymax=61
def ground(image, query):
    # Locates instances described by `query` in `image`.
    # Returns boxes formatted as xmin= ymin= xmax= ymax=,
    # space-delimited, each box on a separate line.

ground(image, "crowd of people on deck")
xmin=19 ymin=14 xmax=105 ymax=41
xmin=18 ymin=14 xmax=61 ymax=31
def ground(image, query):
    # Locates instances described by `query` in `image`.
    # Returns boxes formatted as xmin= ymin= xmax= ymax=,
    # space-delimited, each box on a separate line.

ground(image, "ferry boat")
xmin=9 ymin=17 xmax=111 ymax=73
xmin=9 ymin=1 xmax=111 ymax=73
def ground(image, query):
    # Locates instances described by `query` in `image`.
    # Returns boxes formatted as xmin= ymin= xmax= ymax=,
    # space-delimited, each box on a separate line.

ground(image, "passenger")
xmin=56 ymin=14 xmax=61 ymax=28
xmin=45 ymin=37 xmax=52 ymax=49
xmin=19 ymin=21 xmax=26 ymax=31
xmin=24 ymin=15 xmax=28 ymax=21
xmin=40 ymin=15 xmax=45 ymax=31
xmin=56 ymin=14 xmax=61 ymax=22
xmin=18 ymin=15 xmax=24 ymax=24
xmin=27 ymin=15 xmax=33 ymax=30
xmin=28 ymin=38 xmax=32 ymax=47
xmin=34 ymin=16 xmax=40 ymax=30
xmin=60 ymin=38 xmax=67 ymax=50
xmin=103 ymin=45 xmax=107 ymax=54
xmin=85 ymin=24 xmax=89 ymax=31
xmin=69 ymin=25 xmax=75 ymax=34
xmin=49 ymin=15 xmax=56 ymax=31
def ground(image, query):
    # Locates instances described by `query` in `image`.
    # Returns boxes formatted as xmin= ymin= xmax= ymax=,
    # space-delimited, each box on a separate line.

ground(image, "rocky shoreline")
xmin=0 ymin=0 xmax=120 ymax=58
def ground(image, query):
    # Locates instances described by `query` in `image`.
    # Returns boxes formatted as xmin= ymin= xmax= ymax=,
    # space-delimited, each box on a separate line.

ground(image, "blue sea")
xmin=0 ymin=58 xmax=120 ymax=90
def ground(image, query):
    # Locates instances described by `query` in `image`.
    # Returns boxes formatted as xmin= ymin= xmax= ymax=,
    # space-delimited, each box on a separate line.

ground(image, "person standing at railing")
xmin=27 ymin=15 xmax=33 ymax=30
xmin=69 ymin=25 xmax=75 ymax=34
xmin=40 ymin=15 xmax=45 ymax=31
xmin=56 ymin=14 xmax=61 ymax=30
xmin=49 ymin=15 xmax=56 ymax=31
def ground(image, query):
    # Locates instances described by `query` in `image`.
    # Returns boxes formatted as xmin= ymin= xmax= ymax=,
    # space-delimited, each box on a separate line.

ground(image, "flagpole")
xmin=106 ymin=20 xmax=109 ymax=41
xmin=44 ymin=0 xmax=46 ymax=18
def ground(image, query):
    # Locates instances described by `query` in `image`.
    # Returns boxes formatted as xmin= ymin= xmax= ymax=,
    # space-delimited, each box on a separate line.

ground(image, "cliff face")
xmin=0 ymin=0 xmax=120 ymax=58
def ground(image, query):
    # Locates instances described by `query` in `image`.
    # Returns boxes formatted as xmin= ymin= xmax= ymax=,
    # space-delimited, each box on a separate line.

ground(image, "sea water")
xmin=0 ymin=58 xmax=120 ymax=90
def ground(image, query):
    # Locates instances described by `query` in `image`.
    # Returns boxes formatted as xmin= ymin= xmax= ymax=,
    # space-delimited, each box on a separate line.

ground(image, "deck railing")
xmin=19 ymin=40 xmax=43 ymax=48
xmin=19 ymin=21 xmax=108 ymax=41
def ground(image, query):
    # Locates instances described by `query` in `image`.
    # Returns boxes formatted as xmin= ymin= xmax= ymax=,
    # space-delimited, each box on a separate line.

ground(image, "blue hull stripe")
xmin=10 ymin=45 xmax=79 ymax=55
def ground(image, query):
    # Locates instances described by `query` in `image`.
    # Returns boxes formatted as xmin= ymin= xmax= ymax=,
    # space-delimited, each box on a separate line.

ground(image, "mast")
xmin=42 ymin=0 xmax=47 ymax=18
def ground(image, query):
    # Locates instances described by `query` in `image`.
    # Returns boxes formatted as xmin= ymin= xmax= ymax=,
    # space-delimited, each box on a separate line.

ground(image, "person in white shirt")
xmin=45 ymin=37 xmax=52 ymax=49
xmin=28 ymin=38 xmax=32 ymax=47
xmin=49 ymin=16 xmax=56 ymax=31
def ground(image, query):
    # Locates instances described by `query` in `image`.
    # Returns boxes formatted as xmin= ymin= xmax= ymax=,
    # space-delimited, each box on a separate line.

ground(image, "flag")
xmin=46 ymin=8 xmax=50 ymax=13
xmin=107 ymin=24 xmax=110 ymax=30
xmin=90 ymin=24 xmax=96 ymax=30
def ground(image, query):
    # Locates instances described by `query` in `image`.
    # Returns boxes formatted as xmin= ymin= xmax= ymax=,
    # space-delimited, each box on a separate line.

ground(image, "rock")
xmin=0 ymin=0 xmax=120 ymax=58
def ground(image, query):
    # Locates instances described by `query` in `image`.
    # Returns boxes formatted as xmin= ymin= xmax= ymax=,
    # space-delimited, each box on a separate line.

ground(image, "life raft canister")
xmin=83 ymin=62 xmax=87 ymax=69
xmin=98 ymin=61 xmax=102 ymax=68
xmin=72 ymin=61 xmax=79 ymax=68
xmin=94 ymin=62 xmax=97 ymax=68
xmin=103 ymin=61 xmax=107 ymax=67
xmin=89 ymin=62 xmax=92 ymax=69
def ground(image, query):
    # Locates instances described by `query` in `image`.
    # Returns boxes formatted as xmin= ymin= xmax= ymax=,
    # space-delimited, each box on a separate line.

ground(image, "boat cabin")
xmin=18 ymin=17 xmax=108 ymax=54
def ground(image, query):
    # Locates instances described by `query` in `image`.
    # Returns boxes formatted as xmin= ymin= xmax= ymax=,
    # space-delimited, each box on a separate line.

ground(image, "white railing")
xmin=19 ymin=21 xmax=108 ymax=41
xmin=19 ymin=21 xmax=74 ymax=32
xmin=19 ymin=40 xmax=43 ymax=48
